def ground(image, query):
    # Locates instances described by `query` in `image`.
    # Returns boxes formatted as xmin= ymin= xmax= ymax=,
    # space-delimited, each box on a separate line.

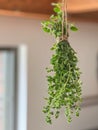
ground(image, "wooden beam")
xmin=0 ymin=0 xmax=58 ymax=14
xmin=67 ymin=0 xmax=98 ymax=13
xmin=0 ymin=9 xmax=97 ymax=23
xmin=0 ymin=0 xmax=97 ymax=15
xmin=0 ymin=9 xmax=50 ymax=20
xmin=69 ymin=12 xmax=98 ymax=23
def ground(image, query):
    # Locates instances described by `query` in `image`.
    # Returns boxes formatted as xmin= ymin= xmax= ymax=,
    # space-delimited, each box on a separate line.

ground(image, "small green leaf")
xmin=43 ymin=27 xmax=50 ymax=33
xmin=46 ymin=116 xmax=52 ymax=124
xmin=55 ymin=111 xmax=60 ymax=118
xmin=50 ymin=15 xmax=55 ymax=19
xmin=70 ymin=24 xmax=78 ymax=31
xmin=53 ymin=7 xmax=60 ymax=13
xmin=76 ymin=111 xmax=79 ymax=117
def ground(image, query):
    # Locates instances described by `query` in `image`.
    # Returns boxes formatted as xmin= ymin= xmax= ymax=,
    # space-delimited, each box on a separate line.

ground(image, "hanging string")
xmin=62 ymin=0 xmax=68 ymax=40
xmin=62 ymin=0 xmax=65 ymax=40
xmin=65 ymin=0 xmax=68 ymax=38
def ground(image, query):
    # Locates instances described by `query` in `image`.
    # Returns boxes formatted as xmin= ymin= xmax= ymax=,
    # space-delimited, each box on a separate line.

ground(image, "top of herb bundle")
xmin=41 ymin=3 xmax=78 ymax=41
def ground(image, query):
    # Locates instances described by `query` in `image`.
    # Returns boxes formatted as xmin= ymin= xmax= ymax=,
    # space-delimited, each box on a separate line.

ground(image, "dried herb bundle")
xmin=42 ymin=3 xmax=82 ymax=124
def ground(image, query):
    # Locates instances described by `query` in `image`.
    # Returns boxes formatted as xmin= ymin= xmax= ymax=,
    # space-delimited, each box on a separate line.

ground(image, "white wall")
xmin=0 ymin=15 xmax=98 ymax=130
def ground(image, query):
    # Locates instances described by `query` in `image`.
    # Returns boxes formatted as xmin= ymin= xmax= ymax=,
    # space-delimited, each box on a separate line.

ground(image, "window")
xmin=0 ymin=49 xmax=16 ymax=130
xmin=0 ymin=46 xmax=27 ymax=130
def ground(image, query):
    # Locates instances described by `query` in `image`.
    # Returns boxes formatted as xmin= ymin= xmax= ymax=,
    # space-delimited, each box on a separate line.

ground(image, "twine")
xmin=62 ymin=0 xmax=68 ymax=41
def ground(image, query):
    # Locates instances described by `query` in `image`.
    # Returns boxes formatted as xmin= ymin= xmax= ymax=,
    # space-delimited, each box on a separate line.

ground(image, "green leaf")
xmin=43 ymin=27 xmax=50 ymax=33
xmin=70 ymin=24 xmax=78 ymax=31
xmin=76 ymin=111 xmax=79 ymax=117
xmin=55 ymin=111 xmax=60 ymax=118
xmin=50 ymin=15 xmax=55 ymax=19
xmin=53 ymin=7 xmax=60 ymax=13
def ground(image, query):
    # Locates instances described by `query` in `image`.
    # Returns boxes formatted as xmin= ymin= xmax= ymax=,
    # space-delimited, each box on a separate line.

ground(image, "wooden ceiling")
xmin=0 ymin=0 xmax=58 ymax=14
xmin=0 ymin=0 xmax=98 ymax=14
xmin=67 ymin=0 xmax=98 ymax=13
xmin=0 ymin=0 xmax=97 ymax=20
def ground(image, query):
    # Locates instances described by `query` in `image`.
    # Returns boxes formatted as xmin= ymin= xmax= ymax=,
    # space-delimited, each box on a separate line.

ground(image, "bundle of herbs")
xmin=41 ymin=2 xmax=82 ymax=124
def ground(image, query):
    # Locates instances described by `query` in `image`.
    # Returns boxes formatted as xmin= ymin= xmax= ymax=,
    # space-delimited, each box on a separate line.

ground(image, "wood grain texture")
xmin=0 ymin=0 xmax=97 ymax=14
xmin=0 ymin=0 xmax=58 ymax=14
xmin=0 ymin=0 xmax=97 ymax=22
xmin=67 ymin=0 xmax=98 ymax=13
xmin=0 ymin=9 xmax=50 ymax=20
xmin=0 ymin=9 xmax=97 ymax=23
xmin=69 ymin=11 xmax=98 ymax=23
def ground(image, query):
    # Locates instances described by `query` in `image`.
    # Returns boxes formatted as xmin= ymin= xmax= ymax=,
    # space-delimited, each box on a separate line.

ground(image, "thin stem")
xmin=62 ymin=0 xmax=68 ymax=40
xmin=65 ymin=0 xmax=68 ymax=38
xmin=62 ymin=0 xmax=65 ymax=40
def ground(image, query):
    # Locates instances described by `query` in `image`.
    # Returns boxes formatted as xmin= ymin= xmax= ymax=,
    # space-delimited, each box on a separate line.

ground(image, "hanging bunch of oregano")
xmin=41 ymin=2 xmax=82 ymax=124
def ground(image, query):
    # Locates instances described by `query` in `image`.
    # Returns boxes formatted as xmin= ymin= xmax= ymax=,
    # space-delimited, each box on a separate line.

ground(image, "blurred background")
xmin=0 ymin=0 xmax=97 ymax=130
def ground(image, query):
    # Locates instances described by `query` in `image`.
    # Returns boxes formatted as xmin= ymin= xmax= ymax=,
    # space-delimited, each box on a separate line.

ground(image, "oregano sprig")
xmin=42 ymin=3 xmax=82 ymax=124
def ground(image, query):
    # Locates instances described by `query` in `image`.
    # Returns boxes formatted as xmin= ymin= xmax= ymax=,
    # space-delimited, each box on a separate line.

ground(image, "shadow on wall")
xmin=82 ymin=128 xmax=98 ymax=130
xmin=82 ymin=52 xmax=98 ymax=130
xmin=97 ymin=53 xmax=98 ymax=83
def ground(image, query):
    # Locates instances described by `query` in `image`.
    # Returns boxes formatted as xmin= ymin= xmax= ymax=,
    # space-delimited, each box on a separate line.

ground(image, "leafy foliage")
xmin=41 ymin=3 xmax=78 ymax=39
xmin=41 ymin=3 xmax=82 ymax=124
